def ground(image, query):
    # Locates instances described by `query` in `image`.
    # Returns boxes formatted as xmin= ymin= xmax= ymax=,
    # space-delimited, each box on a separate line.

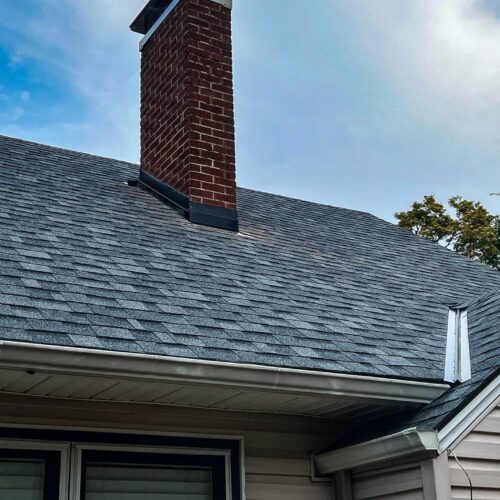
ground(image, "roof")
xmin=0 ymin=134 xmax=499 ymax=385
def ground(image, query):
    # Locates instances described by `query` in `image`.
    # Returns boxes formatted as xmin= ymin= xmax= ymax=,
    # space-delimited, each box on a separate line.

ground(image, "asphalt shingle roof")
xmin=0 ymin=134 xmax=499 ymax=384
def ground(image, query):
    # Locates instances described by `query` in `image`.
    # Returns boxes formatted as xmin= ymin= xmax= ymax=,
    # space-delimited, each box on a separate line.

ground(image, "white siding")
xmin=245 ymin=457 xmax=331 ymax=500
xmin=0 ymin=393 xmax=336 ymax=500
xmin=352 ymin=463 xmax=425 ymax=500
xmin=448 ymin=402 xmax=500 ymax=500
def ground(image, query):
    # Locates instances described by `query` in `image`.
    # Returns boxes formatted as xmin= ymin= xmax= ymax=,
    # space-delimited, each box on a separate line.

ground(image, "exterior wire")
xmin=449 ymin=449 xmax=473 ymax=500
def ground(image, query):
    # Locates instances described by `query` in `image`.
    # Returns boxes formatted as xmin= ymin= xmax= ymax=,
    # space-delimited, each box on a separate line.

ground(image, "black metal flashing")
xmin=139 ymin=169 xmax=190 ymax=212
xmin=130 ymin=0 xmax=175 ymax=34
xmin=138 ymin=169 xmax=239 ymax=232
xmin=190 ymin=201 xmax=239 ymax=232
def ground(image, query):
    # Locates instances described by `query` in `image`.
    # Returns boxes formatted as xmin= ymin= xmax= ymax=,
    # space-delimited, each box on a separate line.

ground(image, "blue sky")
xmin=0 ymin=0 xmax=499 ymax=221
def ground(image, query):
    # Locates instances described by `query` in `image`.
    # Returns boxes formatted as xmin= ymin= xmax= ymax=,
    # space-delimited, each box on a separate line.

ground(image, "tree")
xmin=395 ymin=196 xmax=499 ymax=270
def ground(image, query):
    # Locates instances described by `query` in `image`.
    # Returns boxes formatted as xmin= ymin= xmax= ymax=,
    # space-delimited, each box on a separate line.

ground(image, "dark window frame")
xmin=0 ymin=448 xmax=60 ymax=500
xmin=80 ymin=450 xmax=227 ymax=500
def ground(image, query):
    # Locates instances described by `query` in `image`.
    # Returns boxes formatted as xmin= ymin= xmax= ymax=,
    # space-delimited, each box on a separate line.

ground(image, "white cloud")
xmin=0 ymin=0 xmax=145 ymax=162
xmin=330 ymin=0 xmax=500 ymax=143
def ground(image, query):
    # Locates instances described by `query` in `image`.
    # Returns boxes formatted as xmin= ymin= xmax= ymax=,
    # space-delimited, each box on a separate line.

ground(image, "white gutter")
xmin=0 ymin=342 xmax=448 ymax=405
xmin=139 ymin=0 xmax=233 ymax=51
xmin=315 ymin=428 xmax=439 ymax=475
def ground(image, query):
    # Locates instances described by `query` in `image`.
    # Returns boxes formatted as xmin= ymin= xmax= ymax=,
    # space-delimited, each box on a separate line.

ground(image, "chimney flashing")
xmin=139 ymin=169 xmax=239 ymax=231
xmin=190 ymin=202 xmax=239 ymax=232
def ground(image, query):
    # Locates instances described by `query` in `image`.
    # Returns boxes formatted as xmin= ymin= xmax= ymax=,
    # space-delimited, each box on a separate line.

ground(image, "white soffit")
xmin=0 ymin=342 xmax=448 ymax=418
xmin=140 ymin=0 xmax=233 ymax=51
xmin=444 ymin=307 xmax=471 ymax=383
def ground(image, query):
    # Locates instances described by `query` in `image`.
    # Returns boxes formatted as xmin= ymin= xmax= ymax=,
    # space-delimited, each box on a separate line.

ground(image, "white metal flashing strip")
xmin=444 ymin=308 xmax=471 ymax=383
xmin=438 ymin=373 xmax=500 ymax=452
xmin=314 ymin=428 xmax=439 ymax=475
xmin=139 ymin=0 xmax=233 ymax=51
xmin=0 ymin=341 xmax=448 ymax=405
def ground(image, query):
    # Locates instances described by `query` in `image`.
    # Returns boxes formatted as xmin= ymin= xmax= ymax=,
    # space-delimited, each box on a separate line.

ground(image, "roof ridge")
xmin=0 ymin=134 xmax=138 ymax=168
xmin=462 ymin=285 xmax=500 ymax=308
xmin=0 ymin=133 xmax=377 ymax=217
xmin=237 ymin=186 xmax=373 ymax=217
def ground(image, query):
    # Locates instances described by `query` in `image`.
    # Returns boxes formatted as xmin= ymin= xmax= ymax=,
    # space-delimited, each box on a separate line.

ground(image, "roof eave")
xmin=315 ymin=373 xmax=500 ymax=474
xmin=0 ymin=341 xmax=449 ymax=409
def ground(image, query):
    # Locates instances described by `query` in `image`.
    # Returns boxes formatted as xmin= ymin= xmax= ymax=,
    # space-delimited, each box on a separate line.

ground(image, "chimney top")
xmin=130 ymin=0 xmax=171 ymax=35
xmin=131 ymin=0 xmax=232 ymax=35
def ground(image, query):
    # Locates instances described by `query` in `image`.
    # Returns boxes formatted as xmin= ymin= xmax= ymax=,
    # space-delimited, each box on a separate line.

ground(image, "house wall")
xmin=0 ymin=393 xmax=337 ymax=500
xmin=448 ymin=401 xmax=500 ymax=500
xmin=351 ymin=461 xmax=426 ymax=500
xmin=344 ymin=399 xmax=500 ymax=500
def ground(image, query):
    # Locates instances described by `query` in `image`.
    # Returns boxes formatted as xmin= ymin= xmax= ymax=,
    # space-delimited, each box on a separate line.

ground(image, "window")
xmin=0 ymin=429 xmax=242 ymax=500
xmin=0 ymin=449 xmax=60 ymax=500
xmin=80 ymin=451 xmax=227 ymax=500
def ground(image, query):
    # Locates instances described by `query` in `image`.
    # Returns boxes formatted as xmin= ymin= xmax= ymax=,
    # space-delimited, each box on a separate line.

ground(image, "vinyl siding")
xmin=352 ymin=463 xmax=425 ymax=500
xmin=448 ymin=402 xmax=500 ymax=500
xmin=0 ymin=393 xmax=335 ymax=500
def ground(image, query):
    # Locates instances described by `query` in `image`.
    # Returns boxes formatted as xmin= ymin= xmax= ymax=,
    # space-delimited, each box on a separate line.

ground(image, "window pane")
xmin=0 ymin=459 xmax=45 ymax=500
xmin=85 ymin=463 xmax=213 ymax=500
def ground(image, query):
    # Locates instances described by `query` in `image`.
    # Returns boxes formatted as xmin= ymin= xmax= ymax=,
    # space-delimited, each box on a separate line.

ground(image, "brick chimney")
xmin=131 ymin=0 xmax=238 ymax=231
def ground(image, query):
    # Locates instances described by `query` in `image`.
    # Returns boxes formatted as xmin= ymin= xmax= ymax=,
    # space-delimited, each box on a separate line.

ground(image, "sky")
xmin=0 ymin=0 xmax=499 ymax=222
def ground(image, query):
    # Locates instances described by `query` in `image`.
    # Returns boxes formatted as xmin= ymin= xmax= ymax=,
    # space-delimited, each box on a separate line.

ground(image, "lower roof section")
xmin=0 ymin=342 xmax=448 ymax=420
xmin=314 ymin=373 xmax=500 ymax=474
